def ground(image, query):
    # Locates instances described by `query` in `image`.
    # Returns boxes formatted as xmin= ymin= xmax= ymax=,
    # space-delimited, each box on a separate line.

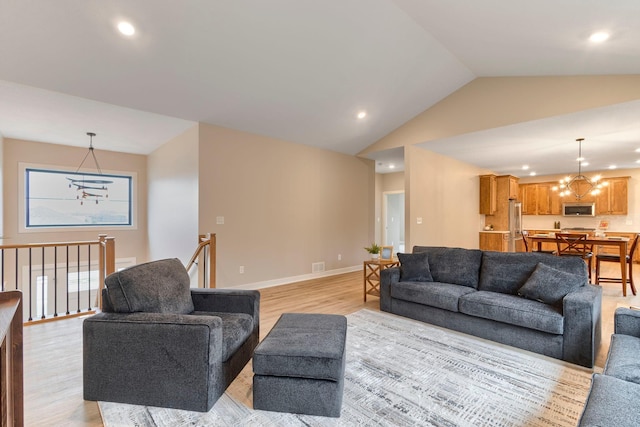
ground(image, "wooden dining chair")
xmin=522 ymin=230 xmax=556 ymax=254
xmin=555 ymin=233 xmax=594 ymax=282
xmin=595 ymin=233 xmax=639 ymax=296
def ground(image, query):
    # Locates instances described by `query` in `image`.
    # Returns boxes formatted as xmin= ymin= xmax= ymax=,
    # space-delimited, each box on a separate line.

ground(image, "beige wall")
xmin=361 ymin=75 xmax=640 ymax=155
xmin=147 ymin=125 xmax=199 ymax=265
xmin=405 ymin=145 xmax=486 ymax=249
xmin=2 ymin=138 xmax=148 ymax=262
xmin=198 ymin=123 xmax=375 ymax=288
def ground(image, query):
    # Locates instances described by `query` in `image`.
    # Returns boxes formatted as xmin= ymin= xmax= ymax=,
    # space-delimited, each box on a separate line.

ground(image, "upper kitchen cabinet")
xmin=479 ymin=174 xmax=497 ymax=215
xmin=520 ymin=182 xmax=562 ymax=215
xmin=595 ymin=177 xmax=629 ymax=215
xmin=480 ymin=175 xmax=519 ymax=230
xmin=520 ymin=176 xmax=628 ymax=216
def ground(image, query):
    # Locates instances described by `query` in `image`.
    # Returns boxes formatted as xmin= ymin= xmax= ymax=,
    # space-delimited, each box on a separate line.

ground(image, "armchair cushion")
xmin=194 ymin=311 xmax=254 ymax=361
xmin=105 ymin=258 xmax=194 ymax=314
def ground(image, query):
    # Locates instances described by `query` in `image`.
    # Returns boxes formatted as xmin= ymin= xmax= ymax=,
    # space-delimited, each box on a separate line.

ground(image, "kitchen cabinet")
xmin=520 ymin=183 xmax=560 ymax=215
xmin=595 ymin=177 xmax=628 ymax=215
xmin=479 ymin=232 xmax=526 ymax=252
xmin=520 ymin=184 xmax=538 ymax=215
xmin=479 ymin=232 xmax=508 ymax=252
xmin=520 ymin=176 xmax=627 ymax=216
xmin=479 ymin=174 xmax=497 ymax=215
xmin=480 ymin=175 xmax=519 ymax=231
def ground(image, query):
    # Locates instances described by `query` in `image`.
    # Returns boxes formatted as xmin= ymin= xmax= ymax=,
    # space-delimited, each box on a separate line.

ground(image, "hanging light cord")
xmin=75 ymin=132 xmax=103 ymax=174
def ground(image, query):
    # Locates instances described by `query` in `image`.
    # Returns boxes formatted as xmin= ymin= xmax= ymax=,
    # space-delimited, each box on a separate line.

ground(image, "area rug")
xmin=99 ymin=309 xmax=592 ymax=426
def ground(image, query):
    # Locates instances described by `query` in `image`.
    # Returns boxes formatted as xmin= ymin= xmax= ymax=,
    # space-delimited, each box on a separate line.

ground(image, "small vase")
xmin=371 ymin=253 xmax=379 ymax=260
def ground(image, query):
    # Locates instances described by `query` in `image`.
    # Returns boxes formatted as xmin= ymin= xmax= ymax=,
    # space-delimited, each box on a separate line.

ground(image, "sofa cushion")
xmin=459 ymin=291 xmax=564 ymax=335
xmin=517 ymin=262 xmax=584 ymax=306
xmin=397 ymin=252 xmax=433 ymax=282
xmin=412 ymin=246 xmax=482 ymax=289
xmin=478 ymin=251 xmax=587 ymax=295
xmin=105 ymin=258 xmax=194 ymax=314
xmin=193 ymin=311 xmax=254 ymax=362
xmin=578 ymin=374 xmax=640 ymax=427
xmin=390 ymin=281 xmax=476 ymax=312
xmin=603 ymin=334 xmax=640 ymax=385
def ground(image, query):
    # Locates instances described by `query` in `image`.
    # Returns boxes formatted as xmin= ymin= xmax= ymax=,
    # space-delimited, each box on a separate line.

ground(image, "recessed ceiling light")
xmin=529 ymin=172 xmax=536 ymax=176
xmin=522 ymin=165 xmax=529 ymax=170
xmin=117 ymin=21 xmax=135 ymax=36
xmin=609 ymin=165 xmax=617 ymax=170
xmin=589 ymin=32 xmax=609 ymax=43
xmin=635 ymin=148 xmax=640 ymax=153
xmin=389 ymin=164 xmax=395 ymax=169
xmin=581 ymin=161 xmax=589 ymax=167
xmin=357 ymin=111 xmax=367 ymax=119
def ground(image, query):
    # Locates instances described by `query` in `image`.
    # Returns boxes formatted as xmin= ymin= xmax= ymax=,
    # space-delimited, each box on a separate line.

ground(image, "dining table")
xmin=527 ymin=233 xmax=631 ymax=296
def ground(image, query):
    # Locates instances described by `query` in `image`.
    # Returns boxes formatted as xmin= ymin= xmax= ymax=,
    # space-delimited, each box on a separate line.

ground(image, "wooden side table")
xmin=363 ymin=259 xmax=399 ymax=302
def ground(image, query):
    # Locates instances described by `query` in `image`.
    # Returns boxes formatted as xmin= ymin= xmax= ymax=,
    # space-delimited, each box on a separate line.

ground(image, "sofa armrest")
xmin=562 ymin=284 xmax=602 ymax=368
xmin=380 ymin=267 xmax=400 ymax=312
xmin=614 ymin=307 xmax=640 ymax=338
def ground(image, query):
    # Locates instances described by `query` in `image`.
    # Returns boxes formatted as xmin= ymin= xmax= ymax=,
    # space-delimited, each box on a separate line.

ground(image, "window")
xmin=25 ymin=168 xmax=133 ymax=228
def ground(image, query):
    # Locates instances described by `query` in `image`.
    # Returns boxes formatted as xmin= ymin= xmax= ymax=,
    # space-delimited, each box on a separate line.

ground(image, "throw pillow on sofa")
xmin=397 ymin=252 xmax=433 ymax=282
xmin=517 ymin=262 xmax=585 ymax=306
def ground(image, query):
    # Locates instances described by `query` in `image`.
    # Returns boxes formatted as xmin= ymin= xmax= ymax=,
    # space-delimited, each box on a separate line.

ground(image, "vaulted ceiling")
xmin=1 ymin=1 xmax=639 ymax=175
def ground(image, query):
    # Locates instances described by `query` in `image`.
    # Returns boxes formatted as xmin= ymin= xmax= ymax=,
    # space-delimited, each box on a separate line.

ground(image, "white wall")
xmin=147 ymin=125 xmax=199 ymax=265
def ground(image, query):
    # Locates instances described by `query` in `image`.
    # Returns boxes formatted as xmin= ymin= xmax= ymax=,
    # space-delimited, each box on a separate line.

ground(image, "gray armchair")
xmin=83 ymin=258 xmax=260 ymax=412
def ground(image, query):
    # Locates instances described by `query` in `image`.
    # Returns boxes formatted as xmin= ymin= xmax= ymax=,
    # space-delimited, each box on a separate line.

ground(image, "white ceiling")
xmin=0 ymin=1 xmax=639 ymax=176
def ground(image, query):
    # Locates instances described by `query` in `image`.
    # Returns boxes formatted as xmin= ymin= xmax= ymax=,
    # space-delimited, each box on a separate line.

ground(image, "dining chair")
xmin=595 ymin=233 xmax=639 ymax=296
xmin=555 ymin=233 xmax=594 ymax=282
xmin=522 ymin=230 xmax=556 ymax=254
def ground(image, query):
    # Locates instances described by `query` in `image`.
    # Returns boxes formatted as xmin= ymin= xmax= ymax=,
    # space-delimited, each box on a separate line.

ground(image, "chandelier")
xmin=553 ymin=138 xmax=607 ymax=200
xmin=67 ymin=132 xmax=113 ymax=205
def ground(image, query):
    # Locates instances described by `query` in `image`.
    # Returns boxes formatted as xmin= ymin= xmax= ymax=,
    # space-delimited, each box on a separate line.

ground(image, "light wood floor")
xmin=24 ymin=266 xmax=640 ymax=426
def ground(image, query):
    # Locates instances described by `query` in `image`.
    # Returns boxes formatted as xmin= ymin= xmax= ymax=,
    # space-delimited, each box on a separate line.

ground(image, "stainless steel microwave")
xmin=563 ymin=203 xmax=595 ymax=216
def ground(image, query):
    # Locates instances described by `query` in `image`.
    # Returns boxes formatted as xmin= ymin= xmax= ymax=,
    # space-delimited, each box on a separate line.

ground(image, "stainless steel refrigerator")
xmin=508 ymin=199 xmax=523 ymax=252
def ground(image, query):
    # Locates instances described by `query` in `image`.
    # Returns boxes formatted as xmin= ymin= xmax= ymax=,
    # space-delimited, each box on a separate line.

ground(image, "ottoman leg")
xmin=253 ymin=375 xmax=344 ymax=417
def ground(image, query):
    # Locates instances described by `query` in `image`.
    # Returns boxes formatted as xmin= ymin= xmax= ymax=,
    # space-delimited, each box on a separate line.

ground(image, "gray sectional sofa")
xmin=380 ymin=246 xmax=602 ymax=368
xmin=579 ymin=307 xmax=640 ymax=426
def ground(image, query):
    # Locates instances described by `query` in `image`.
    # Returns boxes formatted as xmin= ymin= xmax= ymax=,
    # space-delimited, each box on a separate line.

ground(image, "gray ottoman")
xmin=252 ymin=313 xmax=347 ymax=417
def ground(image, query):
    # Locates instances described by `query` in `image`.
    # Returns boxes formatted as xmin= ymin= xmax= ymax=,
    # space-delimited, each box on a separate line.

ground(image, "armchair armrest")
xmin=83 ymin=311 xmax=225 ymax=407
xmin=562 ymin=284 xmax=602 ymax=368
xmin=614 ymin=307 xmax=640 ymax=338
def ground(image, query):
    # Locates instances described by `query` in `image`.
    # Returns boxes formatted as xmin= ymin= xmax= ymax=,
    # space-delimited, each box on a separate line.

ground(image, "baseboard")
xmin=230 ymin=265 xmax=361 ymax=290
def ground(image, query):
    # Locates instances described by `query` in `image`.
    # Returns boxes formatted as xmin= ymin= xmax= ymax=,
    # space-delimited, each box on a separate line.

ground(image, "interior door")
xmin=383 ymin=191 xmax=405 ymax=254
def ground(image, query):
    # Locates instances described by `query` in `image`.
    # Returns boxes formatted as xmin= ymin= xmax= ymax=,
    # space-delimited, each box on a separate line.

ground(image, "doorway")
xmin=383 ymin=191 xmax=405 ymax=254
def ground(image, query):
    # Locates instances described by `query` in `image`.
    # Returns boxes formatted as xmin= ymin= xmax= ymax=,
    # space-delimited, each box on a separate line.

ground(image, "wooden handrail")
xmin=0 ymin=290 xmax=23 ymax=426
xmin=0 ymin=235 xmax=116 ymax=323
xmin=186 ymin=233 xmax=216 ymax=288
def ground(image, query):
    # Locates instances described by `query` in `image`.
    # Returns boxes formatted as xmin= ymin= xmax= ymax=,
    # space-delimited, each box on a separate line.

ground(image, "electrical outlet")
xmin=239 ymin=266 xmax=244 ymax=274
xmin=338 ymin=254 xmax=342 ymax=261
xmin=417 ymin=217 xmax=423 ymax=224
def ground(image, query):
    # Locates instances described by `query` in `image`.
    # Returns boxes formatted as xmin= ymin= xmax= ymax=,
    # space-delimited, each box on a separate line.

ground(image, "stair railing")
xmin=186 ymin=233 xmax=216 ymax=288
xmin=0 ymin=234 xmax=115 ymax=323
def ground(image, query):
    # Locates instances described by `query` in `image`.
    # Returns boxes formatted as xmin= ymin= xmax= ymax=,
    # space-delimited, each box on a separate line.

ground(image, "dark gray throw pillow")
xmin=518 ymin=262 xmax=585 ymax=306
xmin=397 ymin=252 xmax=433 ymax=282
xmin=105 ymin=258 xmax=194 ymax=314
